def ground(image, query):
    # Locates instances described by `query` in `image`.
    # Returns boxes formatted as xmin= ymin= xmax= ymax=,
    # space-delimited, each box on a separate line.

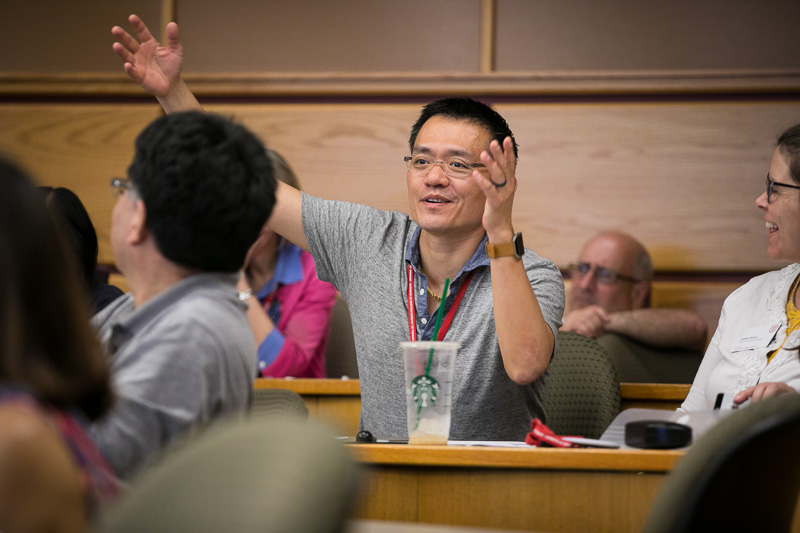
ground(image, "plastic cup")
xmin=401 ymin=341 xmax=459 ymax=445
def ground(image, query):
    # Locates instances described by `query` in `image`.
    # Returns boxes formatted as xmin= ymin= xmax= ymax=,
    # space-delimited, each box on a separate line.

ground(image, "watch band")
xmin=485 ymin=232 xmax=523 ymax=259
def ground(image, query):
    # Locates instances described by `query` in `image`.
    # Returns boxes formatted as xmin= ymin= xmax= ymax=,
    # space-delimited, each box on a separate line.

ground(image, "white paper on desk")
xmin=599 ymin=408 xmax=725 ymax=449
xmin=447 ymin=440 xmax=533 ymax=448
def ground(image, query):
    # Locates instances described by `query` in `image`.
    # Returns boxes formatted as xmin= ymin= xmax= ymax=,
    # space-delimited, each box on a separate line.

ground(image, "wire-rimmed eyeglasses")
xmin=404 ymin=155 xmax=485 ymax=179
xmin=568 ymin=262 xmax=641 ymax=286
xmin=766 ymin=174 xmax=800 ymax=203
xmin=110 ymin=177 xmax=137 ymax=199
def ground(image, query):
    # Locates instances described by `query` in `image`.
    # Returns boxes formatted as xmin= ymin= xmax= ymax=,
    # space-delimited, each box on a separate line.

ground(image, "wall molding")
xmin=2 ymin=69 xmax=799 ymax=98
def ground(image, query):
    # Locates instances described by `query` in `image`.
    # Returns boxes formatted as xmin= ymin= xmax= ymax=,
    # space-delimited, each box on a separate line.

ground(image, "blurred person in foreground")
xmin=89 ymin=111 xmax=276 ymax=477
xmin=39 ymin=186 xmax=125 ymax=314
xmin=0 ymin=158 xmax=118 ymax=532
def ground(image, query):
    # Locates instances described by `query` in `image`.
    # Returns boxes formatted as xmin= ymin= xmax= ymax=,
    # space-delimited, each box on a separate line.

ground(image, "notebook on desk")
xmin=600 ymin=408 xmax=728 ymax=449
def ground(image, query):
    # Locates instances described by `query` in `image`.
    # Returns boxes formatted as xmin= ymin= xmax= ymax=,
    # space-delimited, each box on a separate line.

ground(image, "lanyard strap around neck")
xmin=406 ymin=264 xmax=475 ymax=341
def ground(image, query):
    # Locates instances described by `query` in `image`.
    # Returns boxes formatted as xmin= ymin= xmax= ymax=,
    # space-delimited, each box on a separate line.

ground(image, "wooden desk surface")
xmin=349 ymin=443 xmax=682 ymax=472
xmin=253 ymin=379 xmax=691 ymax=431
xmin=347 ymin=444 xmax=683 ymax=533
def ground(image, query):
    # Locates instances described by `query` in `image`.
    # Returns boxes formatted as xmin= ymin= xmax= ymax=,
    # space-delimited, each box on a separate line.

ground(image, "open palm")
xmin=112 ymin=15 xmax=182 ymax=99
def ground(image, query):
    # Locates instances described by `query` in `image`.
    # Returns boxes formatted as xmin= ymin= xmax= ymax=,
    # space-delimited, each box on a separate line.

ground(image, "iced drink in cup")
xmin=401 ymin=341 xmax=459 ymax=445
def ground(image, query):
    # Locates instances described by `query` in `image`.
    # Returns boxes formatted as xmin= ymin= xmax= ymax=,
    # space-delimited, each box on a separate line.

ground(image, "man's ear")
xmin=127 ymin=199 xmax=148 ymax=245
xmin=631 ymin=281 xmax=650 ymax=310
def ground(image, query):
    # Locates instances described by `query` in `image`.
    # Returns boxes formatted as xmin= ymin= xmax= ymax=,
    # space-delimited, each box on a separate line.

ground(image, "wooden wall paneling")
xmin=0 ymin=0 xmax=163 ymax=73
xmin=178 ymin=0 xmax=482 ymax=73
xmin=495 ymin=100 xmax=800 ymax=272
xmin=4 ymin=99 xmax=799 ymax=277
xmin=495 ymin=0 xmax=800 ymax=72
xmin=0 ymin=104 xmax=164 ymax=266
xmin=203 ymin=103 xmax=420 ymax=211
xmin=650 ymin=280 xmax=743 ymax=339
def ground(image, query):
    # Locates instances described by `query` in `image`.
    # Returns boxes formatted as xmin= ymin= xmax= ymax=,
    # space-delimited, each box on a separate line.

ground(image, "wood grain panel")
xmin=204 ymin=103 xmax=418 ymax=210
xmin=651 ymin=280 xmax=742 ymax=339
xmin=496 ymin=101 xmax=800 ymax=271
xmin=418 ymin=469 xmax=663 ymax=532
xmin=0 ymin=0 xmax=162 ymax=73
xmin=178 ymin=0 xmax=481 ymax=73
xmin=496 ymin=0 xmax=800 ymax=71
xmin=0 ymin=104 xmax=163 ymax=265
xmin=5 ymin=100 xmax=799 ymax=275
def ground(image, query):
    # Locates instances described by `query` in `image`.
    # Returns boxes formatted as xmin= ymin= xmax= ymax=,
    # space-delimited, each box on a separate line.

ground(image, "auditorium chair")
xmin=545 ymin=331 xmax=621 ymax=439
xmin=93 ymin=417 xmax=359 ymax=533
xmin=643 ymin=393 xmax=800 ymax=533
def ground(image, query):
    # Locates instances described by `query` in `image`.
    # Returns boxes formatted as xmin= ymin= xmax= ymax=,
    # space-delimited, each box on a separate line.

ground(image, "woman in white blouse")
xmin=680 ymin=124 xmax=800 ymax=411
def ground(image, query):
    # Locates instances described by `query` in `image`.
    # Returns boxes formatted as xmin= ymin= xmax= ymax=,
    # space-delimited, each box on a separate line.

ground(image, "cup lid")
xmin=400 ymin=341 xmax=460 ymax=350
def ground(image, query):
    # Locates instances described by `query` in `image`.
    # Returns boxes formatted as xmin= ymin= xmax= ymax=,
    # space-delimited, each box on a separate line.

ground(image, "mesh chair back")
xmin=643 ymin=393 xmax=800 ymax=533
xmin=94 ymin=417 xmax=359 ymax=533
xmin=545 ymin=331 xmax=621 ymax=438
xmin=325 ymin=295 xmax=359 ymax=378
xmin=250 ymin=387 xmax=309 ymax=419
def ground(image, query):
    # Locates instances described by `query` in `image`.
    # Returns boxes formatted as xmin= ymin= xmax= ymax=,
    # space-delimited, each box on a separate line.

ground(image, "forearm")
xmin=268 ymin=182 xmax=309 ymax=251
xmin=605 ymin=308 xmax=708 ymax=350
xmin=491 ymin=257 xmax=553 ymax=384
xmin=156 ymin=79 xmax=203 ymax=114
xmin=244 ymin=296 xmax=275 ymax=346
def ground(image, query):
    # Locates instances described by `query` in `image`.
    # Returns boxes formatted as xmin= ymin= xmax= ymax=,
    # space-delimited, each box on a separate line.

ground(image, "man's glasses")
xmin=110 ymin=177 xmax=137 ymax=199
xmin=404 ymin=155 xmax=485 ymax=179
xmin=766 ymin=174 xmax=800 ymax=203
xmin=568 ymin=262 xmax=641 ymax=285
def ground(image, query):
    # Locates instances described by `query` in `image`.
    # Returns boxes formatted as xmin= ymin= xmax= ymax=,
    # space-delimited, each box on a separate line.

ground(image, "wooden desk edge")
xmin=255 ymin=379 xmax=690 ymax=403
xmin=348 ymin=444 xmax=683 ymax=472
xmin=254 ymin=377 xmax=361 ymax=394
xmin=619 ymin=383 xmax=691 ymax=401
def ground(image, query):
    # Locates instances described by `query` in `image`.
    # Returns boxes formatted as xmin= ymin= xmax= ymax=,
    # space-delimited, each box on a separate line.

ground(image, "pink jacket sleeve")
xmin=261 ymin=251 xmax=338 ymax=378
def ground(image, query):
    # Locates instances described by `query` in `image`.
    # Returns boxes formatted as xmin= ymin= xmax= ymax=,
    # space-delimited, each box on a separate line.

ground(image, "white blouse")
xmin=680 ymin=263 xmax=800 ymax=411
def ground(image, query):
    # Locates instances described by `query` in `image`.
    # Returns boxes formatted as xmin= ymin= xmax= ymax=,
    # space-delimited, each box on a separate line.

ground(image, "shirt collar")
xmin=102 ymin=272 xmax=239 ymax=354
xmin=404 ymin=226 xmax=490 ymax=280
xmin=257 ymin=243 xmax=303 ymax=299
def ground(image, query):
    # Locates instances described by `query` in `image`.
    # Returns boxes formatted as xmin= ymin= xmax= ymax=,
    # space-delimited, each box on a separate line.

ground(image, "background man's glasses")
xmin=404 ymin=155 xmax=485 ymax=179
xmin=766 ymin=174 xmax=800 ymax=203
xmin=568 ymin=262 xmax=641 ymax=285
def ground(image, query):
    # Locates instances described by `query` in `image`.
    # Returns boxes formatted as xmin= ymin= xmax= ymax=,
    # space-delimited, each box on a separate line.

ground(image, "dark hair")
xmin=127 ymin=112 xmax=277 ymax=272
xmin=408 ymin=97 xmax=519 ymax=160
xmin=0 ymin=158 xmax=113 ymax=420
xmin=39 ymin=187 xmax=98 ymax=288
xmin=778 ymin=123 xmax=800 ymax=186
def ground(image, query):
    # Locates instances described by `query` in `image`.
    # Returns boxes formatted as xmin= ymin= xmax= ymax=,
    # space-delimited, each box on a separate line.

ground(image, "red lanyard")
xmin=406 ymin=264 xmax=475 ymax=341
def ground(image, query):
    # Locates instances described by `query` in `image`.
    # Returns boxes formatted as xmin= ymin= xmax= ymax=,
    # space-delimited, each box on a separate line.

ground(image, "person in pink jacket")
xmin=238 ymin=150 xmax=338 ymax=378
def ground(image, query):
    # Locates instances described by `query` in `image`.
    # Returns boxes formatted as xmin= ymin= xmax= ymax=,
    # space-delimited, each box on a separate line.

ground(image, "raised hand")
xmin=111 ymin=14 xmax=183 ymax=99
xmin=472 ymin=136 xmax=518 ymax=242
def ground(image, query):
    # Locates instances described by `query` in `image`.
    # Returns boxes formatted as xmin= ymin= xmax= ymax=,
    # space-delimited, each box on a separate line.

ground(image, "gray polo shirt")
xmin=302 ymin=194 xmax=564 ymax=441
xmin=90 ymin=272 xmax=256 ymax=478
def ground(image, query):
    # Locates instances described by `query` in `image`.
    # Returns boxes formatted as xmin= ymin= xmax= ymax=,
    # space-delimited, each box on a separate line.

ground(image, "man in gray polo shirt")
xmin=112 ymin=16 xmax=565 ymax=441
xmin=90 ymin=112 xmax=276 ymax=477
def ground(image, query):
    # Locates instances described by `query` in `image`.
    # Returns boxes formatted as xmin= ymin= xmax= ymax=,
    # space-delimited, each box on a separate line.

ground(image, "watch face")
xmin=513 ymin=233 xmax=524 ymax=258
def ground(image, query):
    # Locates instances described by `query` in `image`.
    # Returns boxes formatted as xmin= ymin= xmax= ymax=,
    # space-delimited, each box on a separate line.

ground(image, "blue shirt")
xmin=404 ymin=226 xmax=490 ymax=341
